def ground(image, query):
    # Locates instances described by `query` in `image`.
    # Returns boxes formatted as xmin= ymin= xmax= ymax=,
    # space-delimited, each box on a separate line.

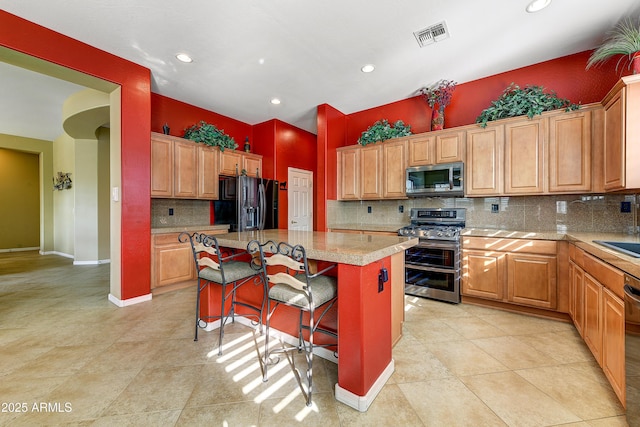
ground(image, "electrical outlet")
xmin=399 ymin=205 xmax=404 ymax=213
xmin=491 ymin=204 xmax=499 ymax=213
xmin=621 ymin=201 xmax=631 ymax=213
xmin=367 ymin=206 xmax=372 ymax=214
xmin=169 ymin=208 xmax=174 ymax=216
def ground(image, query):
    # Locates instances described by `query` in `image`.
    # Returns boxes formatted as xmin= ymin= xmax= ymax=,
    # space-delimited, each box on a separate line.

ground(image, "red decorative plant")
xmin=420 ymin=79 xmax=457 ymax=108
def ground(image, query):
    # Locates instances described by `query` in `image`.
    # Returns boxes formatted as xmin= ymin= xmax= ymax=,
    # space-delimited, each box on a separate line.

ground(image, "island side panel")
xmin=337 ymin=257 xmax=393 ymax=395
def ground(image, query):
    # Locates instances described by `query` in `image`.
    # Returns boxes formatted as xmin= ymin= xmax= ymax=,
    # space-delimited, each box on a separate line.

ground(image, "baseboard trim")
xmin=0 ymin=247 xmax=40 ymax=253
xmin=335 ymin=359 xmax=394 ymax=412
xmin=74 ymin=259 xmax=111 ymax=265
xmin=108 ymin=293 xmax=152 ymax=307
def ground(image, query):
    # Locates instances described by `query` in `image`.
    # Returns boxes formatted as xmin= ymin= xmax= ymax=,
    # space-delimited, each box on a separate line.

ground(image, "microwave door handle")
xmin=449 ymin=168 xmax=454 ymax=190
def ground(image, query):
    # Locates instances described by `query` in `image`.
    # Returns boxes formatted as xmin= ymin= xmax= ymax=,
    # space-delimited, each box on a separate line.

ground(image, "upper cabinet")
xmin=464 ymin=107 xmax=598 ymax=197
xmin=602 ymin=74 xmax=640 ymax=191
xmin=151 ymin=132 xmax=262 ymax=200
xmin=337 ymin=137 xmax=407 ymax=201
xmin=408 ymin=129 xmax=464 ymax=167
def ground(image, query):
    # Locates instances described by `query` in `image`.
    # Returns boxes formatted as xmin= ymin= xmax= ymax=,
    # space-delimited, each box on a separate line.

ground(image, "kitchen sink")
xmin=594 ymin=240 xmax=640 ymax=258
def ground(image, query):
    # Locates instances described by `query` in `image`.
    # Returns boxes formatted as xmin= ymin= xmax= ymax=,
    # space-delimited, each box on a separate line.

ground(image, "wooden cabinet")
xmin=151 ymin=232 xmax=196 ymax=290
xmin=465 ymin=125 xmax=504 ymax=196
xmin=602 ymin=74 xmax=640 ymax=191
xmin=198 ymin=145 xmax=218 ymax=199
xmin=173 ymin=139 xmax=198 ymax=198
xmin=602 ymin=286 xmax=625 ymax=403
xmin=504 ymin=120 xmax=545 ymax=194
xmin=218 ymin=149 xmax=262 ymax=177
xmin=462 ymin=237 xmax=558 ymax=310
xmin=506 ymin=251 xmax=557 ymax=309
xmin=360 ymin=145 xmax=383 ymax=199
xmin=337 ymin=139 xmax=407 ymax=200
xmin=462 ymin=249 xmax=505 ymax=300
xmin=151 ymin=134 xmax=173 ymax=197
xmin=548 ymin=111 xmax=592 ymax=193
xmin=407 ymin=130 xmax=463 ymax=166
xmin=568 ymin=244 xmax=625 ymax=405
xmin=382 ymin=139 xmax=407 ymax=198
xmin=337 ymin=146 xmax=360 ymax=200
xmin=151 ymin=132 xmax=223 ymax=200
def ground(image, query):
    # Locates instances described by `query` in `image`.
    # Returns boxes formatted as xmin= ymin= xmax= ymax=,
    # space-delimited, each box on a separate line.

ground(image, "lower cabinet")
xmin=569 ymin=245 xmax=625 ymax=405
xmin=462 ymin=237 xmax=558 ymax=310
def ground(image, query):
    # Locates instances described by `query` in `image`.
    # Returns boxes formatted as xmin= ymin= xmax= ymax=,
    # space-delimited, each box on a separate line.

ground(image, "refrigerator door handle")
xmin=258 ymin=182 xmax=266 ymax=230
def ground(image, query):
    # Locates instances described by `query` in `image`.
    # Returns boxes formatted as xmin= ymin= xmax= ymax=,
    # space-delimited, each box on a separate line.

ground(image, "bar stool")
xmin=252 ymin=240 xmax=338 ymax=406
xmin=179 ymin=232 xmax=265 ymax=355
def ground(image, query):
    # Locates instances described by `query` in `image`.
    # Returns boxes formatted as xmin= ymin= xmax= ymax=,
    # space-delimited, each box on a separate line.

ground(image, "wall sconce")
xmin=53 ymin=172 xmax=72 ymax=190
xmin=279 ymin=181 xmax=287 ymax=191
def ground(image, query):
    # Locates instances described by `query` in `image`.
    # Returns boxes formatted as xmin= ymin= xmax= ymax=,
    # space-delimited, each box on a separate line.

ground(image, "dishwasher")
xmin=625 ymin=274 xmax=640 ymax=426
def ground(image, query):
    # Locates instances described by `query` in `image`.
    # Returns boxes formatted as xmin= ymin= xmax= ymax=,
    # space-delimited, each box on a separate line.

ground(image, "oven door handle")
xmin=405 ymin=264 xmax=457 ymax=274
xmin=413 ymin=242 xmax=459 ymax=250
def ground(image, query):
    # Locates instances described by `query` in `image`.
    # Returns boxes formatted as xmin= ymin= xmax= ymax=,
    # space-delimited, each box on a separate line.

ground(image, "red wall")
xmin=151 ymin=93 xmax=253 ymax=147
xmin=345 ymin=51 xmax=621 ymax=145
xmin=0 ymin=11 xmax=152 ymax=300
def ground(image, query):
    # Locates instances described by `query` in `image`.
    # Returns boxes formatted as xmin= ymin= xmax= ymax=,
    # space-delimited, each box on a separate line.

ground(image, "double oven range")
xmin=398 ymin=208 xmax=466 ymax=304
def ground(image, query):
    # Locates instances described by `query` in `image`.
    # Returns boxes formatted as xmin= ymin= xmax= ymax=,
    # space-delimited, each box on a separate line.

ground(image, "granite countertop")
xmin=213 ymin=230 xmax=418 ymax=266
xmin=151 ymin=224 xmax=230 ymax=235
xmin=327 ymin=224 xmax=404 ymax=233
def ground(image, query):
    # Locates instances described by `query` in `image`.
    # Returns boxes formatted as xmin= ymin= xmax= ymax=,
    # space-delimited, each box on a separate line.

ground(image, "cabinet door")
xmin=219 ymin=149 xmax=243 ymax=176
xmin=382 ymin=139 xmax=407 ymax=198
xmin=198 ymin=145 xmax=218 ymax=199
xmin=603 ymin=89 xmax=625 ymax=190
xmin=462 ymin=249 xmax=505 ymax=300
xmin=602 ymin=287 xmax=625 ymax=404
xmin=173 ymin=140 xmax=198 ymax=198
xmin=435 ymin=130 xmax=464 ymax=164
xmin=338 ymin=147 xmax=360 ymax=200
xmin=549 ymin=111 xmax=592 ymax=193
xmin=504 ymin=120 xmax=544 ymax=194
xmin=151 ymin=135 xmax=173 ymax=197
xmin=506 ymin=253 xmax=557 ymax=309
xmin=151 ymin=233 xmax=196 ymax=289
xmin=360 ymin=145 xmax=383 ymax=199
xmin=408 ymin=135 xmax=434 ymax=166
xmin=583 ymin=273 xmax=602 ymax=364
xmin=571 ymin=261 xmax=585 ymax=337
xmin=243 ymin=153 xmax=262 ymax=177
xmin=465 ymin=125 xmax=504 ymax=196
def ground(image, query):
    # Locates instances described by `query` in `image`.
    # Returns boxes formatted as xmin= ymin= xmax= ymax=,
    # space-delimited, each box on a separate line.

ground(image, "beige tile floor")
xmin=0 ymin=251 xmax=629 ymax=426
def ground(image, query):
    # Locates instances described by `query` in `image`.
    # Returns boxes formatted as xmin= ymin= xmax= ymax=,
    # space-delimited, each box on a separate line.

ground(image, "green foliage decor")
xmin=475 ymin=83 xmax=580 ymax=128
xmin=357 ymin=119 xmax=412 ymax=146
xmin=183 ymin=121 xmax=238 ymax=151
xmin=586 ymin=17 xmax=640 ymax=73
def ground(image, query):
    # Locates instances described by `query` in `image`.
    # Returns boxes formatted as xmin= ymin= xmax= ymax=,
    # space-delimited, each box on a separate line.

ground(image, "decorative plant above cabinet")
xmin=587 ymin=16 xmax=640 ymax=75
xmin=357 ymin=119 xmax=412 ymax=146
xmin=183 ymin=120 xmax=238 ymax=151
xmin=475 ymin=83 xmax=580 ymax=128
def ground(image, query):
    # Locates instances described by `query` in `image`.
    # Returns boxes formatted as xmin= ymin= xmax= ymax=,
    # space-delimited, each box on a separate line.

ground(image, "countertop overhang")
xmin=212 ymin=230 xmax=418 ymax=266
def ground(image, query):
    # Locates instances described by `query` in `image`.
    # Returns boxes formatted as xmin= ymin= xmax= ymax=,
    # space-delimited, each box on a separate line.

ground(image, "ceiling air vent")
xmin=414 ymin=21 xmax=450 ymax=47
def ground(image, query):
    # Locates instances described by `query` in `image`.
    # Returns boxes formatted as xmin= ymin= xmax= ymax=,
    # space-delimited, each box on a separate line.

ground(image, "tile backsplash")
xmin=327 ymin=194 xmax=638 ymax=234
xmin=151 ymin=199 xmax=211 ymax=228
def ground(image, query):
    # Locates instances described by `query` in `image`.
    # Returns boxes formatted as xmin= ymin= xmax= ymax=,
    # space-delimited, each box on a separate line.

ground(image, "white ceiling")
xmin=2 ymin=0 xmax=640 ymax=141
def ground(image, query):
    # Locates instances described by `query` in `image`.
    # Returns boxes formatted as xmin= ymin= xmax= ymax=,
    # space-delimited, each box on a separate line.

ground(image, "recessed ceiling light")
xmin=270 ymin=98 xmax=281 ymax=105
xmin=361 ymin=64 xmax=375 ymax=73
xmin=176 ymin=53 xmax=193 ymax=63
xmin=526 ymin=0 xmax=552 ymax=13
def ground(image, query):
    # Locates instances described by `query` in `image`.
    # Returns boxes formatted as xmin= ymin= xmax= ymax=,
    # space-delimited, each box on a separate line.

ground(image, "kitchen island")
xmin=207 ymin=229 xmax=418 ymax=412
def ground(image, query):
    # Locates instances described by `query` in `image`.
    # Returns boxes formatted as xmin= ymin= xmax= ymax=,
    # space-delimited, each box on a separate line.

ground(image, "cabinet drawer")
xmin=463 ymin=237 xmax=556 ymax=255
xmin=584 ymin=253 xmax=624 ymax=299
xmin=153 ymin=233 xmax=183 ymax=246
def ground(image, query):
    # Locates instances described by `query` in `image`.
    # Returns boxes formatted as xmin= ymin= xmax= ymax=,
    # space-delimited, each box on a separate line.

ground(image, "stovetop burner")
xmin=398 ymin=208 xmax=466 ymax=241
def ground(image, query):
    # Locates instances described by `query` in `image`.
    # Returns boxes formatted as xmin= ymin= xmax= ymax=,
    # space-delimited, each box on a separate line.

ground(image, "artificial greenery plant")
xmin=183 ymin=121 xmax=238 ymax=151
xmin=475 ymin=83 xmax=580 ymax=128
xmin=587 ymin=16 xmax=640 ymax=74
xmin=357 ymin=119 xmax=412 ymax=146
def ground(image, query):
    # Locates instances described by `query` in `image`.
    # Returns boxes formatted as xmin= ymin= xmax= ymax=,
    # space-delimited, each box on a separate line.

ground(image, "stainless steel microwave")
xmin=406 ymin=162 xmax=464 ymax=197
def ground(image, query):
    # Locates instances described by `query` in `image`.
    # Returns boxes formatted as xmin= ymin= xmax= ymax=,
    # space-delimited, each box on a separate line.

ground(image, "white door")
xmin=288 ymin=168 xmax=313 ymax=230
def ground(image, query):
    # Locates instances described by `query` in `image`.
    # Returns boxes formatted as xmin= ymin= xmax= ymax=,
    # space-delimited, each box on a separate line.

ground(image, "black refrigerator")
xmin=214 ymin=176 xmax=278 ymax=231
